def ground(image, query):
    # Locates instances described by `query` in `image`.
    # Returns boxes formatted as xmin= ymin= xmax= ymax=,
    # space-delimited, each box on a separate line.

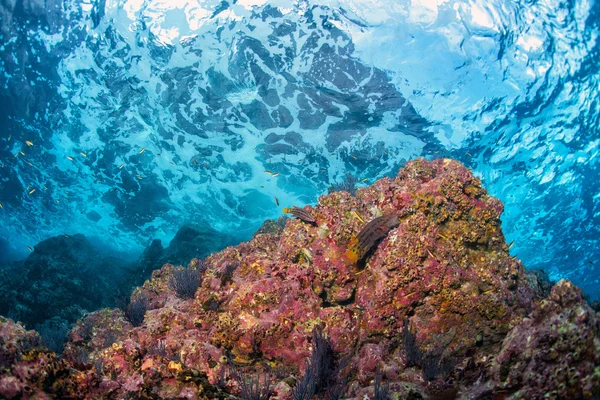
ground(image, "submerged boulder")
xmin=0 ymin=159 xmax=598 ymax=399
xmin=0 ymin=234 xmax=132 ymax=327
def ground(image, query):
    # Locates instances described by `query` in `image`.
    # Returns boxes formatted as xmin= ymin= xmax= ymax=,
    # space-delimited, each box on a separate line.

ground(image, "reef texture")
xmin=1 ymin=159 xmax=598 ymax=399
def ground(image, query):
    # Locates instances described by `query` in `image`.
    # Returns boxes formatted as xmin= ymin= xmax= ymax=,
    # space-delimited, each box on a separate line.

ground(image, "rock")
xmin=0 ymin=159 xmax=597 ymax=399
xmin=459 ymin=280 xmax=600 ymax=399
xmin=0 ymin=234 xmax=133 ymax=328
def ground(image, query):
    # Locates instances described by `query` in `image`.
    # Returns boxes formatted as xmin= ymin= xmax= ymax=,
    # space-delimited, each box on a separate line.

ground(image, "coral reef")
xmin=0 ymin=158 xmax=598 ymax=399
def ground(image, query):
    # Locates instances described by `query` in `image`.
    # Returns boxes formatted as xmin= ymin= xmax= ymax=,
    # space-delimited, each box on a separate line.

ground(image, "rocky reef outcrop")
xmin=0 ymin=224 xmax=238 ymax=331
xmin=0 ymin=159 xmax=598 ymax=399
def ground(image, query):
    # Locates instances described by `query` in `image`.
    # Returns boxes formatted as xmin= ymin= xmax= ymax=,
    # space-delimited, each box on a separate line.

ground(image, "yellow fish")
xmin=361 ymin=178 xmax=369 ymax=182
xmin=67 ymin=156 xmax=74 ymax=161
xmin=29 ymin=188 xmax=36 ymax=195
xmin=264 ymin=170 xmax=273 ymax=175
xmin=351 ymin=210 xmax=364 ymax=223
xmin=80 ymin=152 xmax=87 ymax=157
xmin=27 ymin=246 xmax=33 ymax=252
xmin=283 ymin=207 xmax=291 ymax=213
xmin=508 ymin=241 xmax=515 ymax=249
xmin=139 ymin=147 xmax=146 ymax=154
xmin=26 ymin=141 xmax=33 ymax=146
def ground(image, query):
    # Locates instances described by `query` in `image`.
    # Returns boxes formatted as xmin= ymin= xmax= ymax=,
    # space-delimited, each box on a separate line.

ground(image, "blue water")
xmin=0 ymin=0 xmax=598 ymax=300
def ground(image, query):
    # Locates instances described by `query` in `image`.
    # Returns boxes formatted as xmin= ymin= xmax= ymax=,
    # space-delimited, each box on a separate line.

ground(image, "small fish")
xmin=28 ymin=162 xmax=33 ymax=166
xmin=260 ymin=185 xmax=264 ymax=188
xmin=272 ymin=172 xmax=280 ymax=177
xmin=0 ymin=203 xmax=3 ymax=208
xmin=298 ymin=159 xmax=304 ymax=163
xmin=264 ymin=170 xmax=273 ymax=175
xmin=193 ymin=160 xmax=198 ymax=166
xmin=67 ymin=156 xmax=74 ymax=161
xmin=361 ymin=178 xmax=369 ymax=182
xmin=80 ymin=152 xmax=87 ymax=157
xmin=7 ymin=135 xmax=11 ymax=141
xmin=55 ymin=200 xmax=60 ymax=203
xmin=64 ymin=234 xmax=69 ymax=238
xmin=285 ymin=206 xmax=317 ymax=225
xmin=43 ymin=185 xmax=48 ymax=190
xmin=20 ymin=151 xmax=25 ymax=156
xmin=29 ymin=188 xmax=36 ymax=195
xmin=27 ymin=246 xmax=33 ymax=252
xmin=466 ymin=152 xmax=473 ymax=157
xmin=351 ymin=210 xmax=364 ymax=223
xmin=139 ymin=147 xmax=146 ymax=154
xmin=170 ymin=162 xmax=175 ymax=166
xmin=65 ymin=191 xmax=69 ymax=194
xmin=508 ymin=241 xmax=515 ymax=249
xmin=156 ymin=153 xmax=161 ymax=156
xmin=26 ymin=140 xmax=33 ymax=146
xmin=351 ymin=155 xmax=357 ymax=159
xmin=274 ymin=197 xmax=279 ymax=206
xmin=119 ymin=163 xmax=125 ymax=169
xmin=330 ymin=153 xmax=334 ymax=156
xmin=136 ymin=174 xmax=143 ymax=180
xmin=320 ymin=169 xmax=326 ymax=173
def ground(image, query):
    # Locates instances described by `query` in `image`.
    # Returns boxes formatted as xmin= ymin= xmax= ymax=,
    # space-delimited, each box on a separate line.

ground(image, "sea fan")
xmin=125 ymin=292 xmax=149 ymax=327
xmin=169 ymin=266 xmax=202 ymax=299
xmin=328 ymin=173 xmax=359 ymax=196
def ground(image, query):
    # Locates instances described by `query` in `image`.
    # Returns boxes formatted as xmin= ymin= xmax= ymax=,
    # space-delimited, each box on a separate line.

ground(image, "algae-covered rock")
xmin=0 ymin=159 xmax=598 ymax=399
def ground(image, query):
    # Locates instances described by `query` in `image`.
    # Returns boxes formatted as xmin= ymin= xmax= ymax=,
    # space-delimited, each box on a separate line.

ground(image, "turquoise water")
xmin=0 ymin=0 xmax=598 ymax=300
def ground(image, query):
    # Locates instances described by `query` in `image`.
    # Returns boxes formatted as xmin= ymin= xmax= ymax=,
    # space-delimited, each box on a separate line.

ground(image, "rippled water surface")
xmin=1 ymin=0 xmax=598 ymax=299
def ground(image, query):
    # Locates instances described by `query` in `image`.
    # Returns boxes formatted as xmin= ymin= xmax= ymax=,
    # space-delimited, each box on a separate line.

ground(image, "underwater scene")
xmin=0 ymin=0 xmax=599 ymax=398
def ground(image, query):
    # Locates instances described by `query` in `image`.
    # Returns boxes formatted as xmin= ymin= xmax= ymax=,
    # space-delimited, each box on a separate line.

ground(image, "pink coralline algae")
xmin=1 ymin=158 xmax=598 ymax=399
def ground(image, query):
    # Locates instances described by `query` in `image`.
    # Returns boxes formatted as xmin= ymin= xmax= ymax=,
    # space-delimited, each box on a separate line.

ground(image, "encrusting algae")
xmin=0 ymin=158 xmax=598 ymax=400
